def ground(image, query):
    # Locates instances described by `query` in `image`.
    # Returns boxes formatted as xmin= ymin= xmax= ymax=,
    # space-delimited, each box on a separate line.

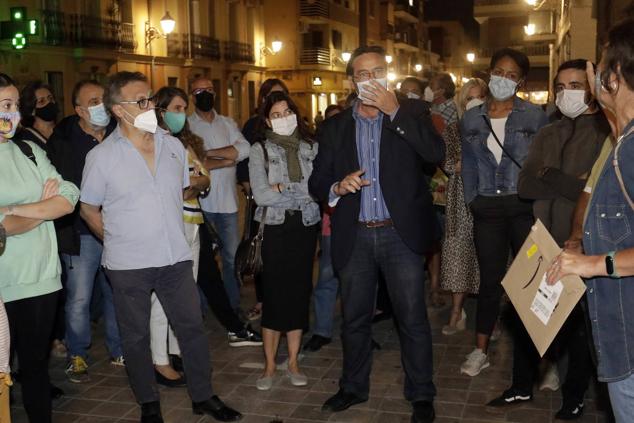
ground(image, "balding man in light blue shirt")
xmin=79 ymin=71 xmax=242 ymax=423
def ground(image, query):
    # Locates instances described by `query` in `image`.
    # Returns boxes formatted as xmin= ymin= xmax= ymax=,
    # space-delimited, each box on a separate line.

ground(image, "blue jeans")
xmin=62 ymin=234 xmax=122 ymax=359
xmin=338 ymin=225 xmax=436 ymax=402
xmin=203 ymin=211 xmax=241 ymax=310
xmin=608 ymin=373 xmax=634 ymax=423
xmin=312 ymin=235 xmax=339 ymax=338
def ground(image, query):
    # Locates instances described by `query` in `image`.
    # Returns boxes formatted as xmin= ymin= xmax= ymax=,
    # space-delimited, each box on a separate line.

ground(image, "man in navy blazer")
xmin=309 ymin=45 xmax=445 ymax=423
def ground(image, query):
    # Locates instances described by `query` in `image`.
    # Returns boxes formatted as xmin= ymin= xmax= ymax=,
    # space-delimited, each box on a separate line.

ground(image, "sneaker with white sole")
xmin=539 ymin=362 xmax=560 ymax=391
xmin=555 ymin=400 xmax=584 ymax=420
xmin=228 ymin=326 xmax=263 ymax=347
xmin=110 ymin=356 xmax=125 ymax=367
xmin=65 ymin=355 xmax=90 ymax=383
xmin=487 ymin=387 xmax=532 ymax=407
xmin=460 ymin=348 xmax=490 ymax=377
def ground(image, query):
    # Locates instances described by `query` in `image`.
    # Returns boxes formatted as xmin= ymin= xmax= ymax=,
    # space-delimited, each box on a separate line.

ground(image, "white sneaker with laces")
xmin=460 ymin=348 xmax=490 ymax=377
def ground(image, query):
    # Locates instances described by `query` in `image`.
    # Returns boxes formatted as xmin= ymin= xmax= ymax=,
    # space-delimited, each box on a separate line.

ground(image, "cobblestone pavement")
xmin=9 ymin=289 xmax=614 ymax=423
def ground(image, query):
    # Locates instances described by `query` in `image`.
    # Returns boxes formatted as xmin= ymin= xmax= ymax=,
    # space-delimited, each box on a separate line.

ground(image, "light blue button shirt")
xmin=80 ymin=126 xmax=192 ymax=270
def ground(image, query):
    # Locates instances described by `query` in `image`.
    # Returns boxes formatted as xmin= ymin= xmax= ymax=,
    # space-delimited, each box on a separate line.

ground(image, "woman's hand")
xmin=41 ymin=178 xmax=59 ymax=201
xmin=546 ymin=249 xmax=602 ymax=285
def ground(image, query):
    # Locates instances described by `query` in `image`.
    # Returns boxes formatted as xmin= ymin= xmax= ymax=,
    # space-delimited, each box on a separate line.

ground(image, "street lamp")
xmin=525 ymin=0 xmax=538 ymax=5
xmin=414 ymin=64 xmax=422 ymax=72
xmin=145 ymin=11 xmax=176 ymax=47
xmin=387 ymin=72 xmax=397 ymax=82
xmin=385 ymin=55 xmax=393 ymax=64
xmin=466 ymin=52 xmax=475 ymax=63
xmin=261 ymin=38 xmax=283 ymax=56
xmin=342 ymin=51 xmax=351 ymax=62
xmin=524 ymin=23 xmax=536 ymax=36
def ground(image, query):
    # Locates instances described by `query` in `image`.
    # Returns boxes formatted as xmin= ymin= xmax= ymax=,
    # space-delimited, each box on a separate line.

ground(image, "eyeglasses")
xmin=192 ymin=87 xmax=214 ymax=96
xmin=35 ymin=94 xmax=54 ymax=107
xmin=490 ymin=68 xmax=521 ymax=82
xmin=118 ymin=97 xmax=154 ymax=110
xmin=353 ymin=68 xmax=387 ymax=82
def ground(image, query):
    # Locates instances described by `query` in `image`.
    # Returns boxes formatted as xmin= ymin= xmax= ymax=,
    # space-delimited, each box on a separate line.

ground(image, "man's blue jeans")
xmin=62 ymin=234 xmax=122 ymax=359
xmin=608 ymin=373 xmax=634 ymax=423
xmin=338 ymin=226 xmax=436 ymax=402
xmin=312 ymin=235 xmax=339 ymax=338
xmin=203 ymin=211 xmax=241 ymax=310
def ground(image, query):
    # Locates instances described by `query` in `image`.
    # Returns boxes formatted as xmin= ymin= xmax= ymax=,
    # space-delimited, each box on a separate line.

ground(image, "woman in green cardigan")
xmin=0 ymin=72 xmax=79 ymax=423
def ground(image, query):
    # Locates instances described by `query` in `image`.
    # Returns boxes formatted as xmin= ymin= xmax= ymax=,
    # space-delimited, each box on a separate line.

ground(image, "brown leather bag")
xmin=234 ymin=141 xmax=269 ymax=283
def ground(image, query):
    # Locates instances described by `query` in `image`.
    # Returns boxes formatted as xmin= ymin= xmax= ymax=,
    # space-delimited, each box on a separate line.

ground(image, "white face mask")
xmin=465 ymin=98 xmax=485 ymax=111
xmin=123 ymin=108 xmax=157 ymax=134
xmin=555 ymin=89 xmax=589 ymax=119
xmin=87 ymin=103 xmax=111 ymax=128
xmin=270 ymin=114 xmax=297 ymax=136
xmin=488 ymin=75 xmax=519 ymax=101
xmin=356 ymin=78 xmax=388 ymax=104
xmin=406 ymin=91 xmax=420 ymax=100
xmin=423 ymin=86 xmax=435 ymax=103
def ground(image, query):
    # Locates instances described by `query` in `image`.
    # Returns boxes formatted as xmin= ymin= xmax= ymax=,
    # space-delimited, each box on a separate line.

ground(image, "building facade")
xmin=0 ymin=0 xmax=268 ymax=125
xmin=473 ymin=0 xmax=553 ymax=104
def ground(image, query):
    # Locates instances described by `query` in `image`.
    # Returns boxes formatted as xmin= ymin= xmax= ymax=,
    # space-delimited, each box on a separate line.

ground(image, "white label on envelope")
xmin=530 ymin=275 xmax=564 ymax=325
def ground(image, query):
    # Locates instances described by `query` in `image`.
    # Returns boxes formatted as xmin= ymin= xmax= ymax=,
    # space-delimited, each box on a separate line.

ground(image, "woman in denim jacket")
xmin=248 ymin=91 xmax=319 ymax=391
xmin=459 ymin=48 xmax=548 ymax=385
xmin=547 ymin=20 xmax=634 ymax=422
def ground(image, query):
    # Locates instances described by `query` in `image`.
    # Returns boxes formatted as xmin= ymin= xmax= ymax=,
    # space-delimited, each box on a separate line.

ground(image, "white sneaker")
xmin=460 ymin=348 xmax=490 ymax=377
xmin=539 ymin=362 xmax=560 ymax=391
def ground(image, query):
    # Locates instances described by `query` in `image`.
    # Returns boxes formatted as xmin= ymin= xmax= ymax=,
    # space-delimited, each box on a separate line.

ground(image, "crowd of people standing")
xmin=0 ymin=15 xmax=634 ymax=423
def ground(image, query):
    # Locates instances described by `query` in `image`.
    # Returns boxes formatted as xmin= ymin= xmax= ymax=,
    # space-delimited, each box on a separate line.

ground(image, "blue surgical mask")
xmin=87 ymin=103 xmax=110 ymax=128
xmin=488 ymin=75 xmax=518 ymax=101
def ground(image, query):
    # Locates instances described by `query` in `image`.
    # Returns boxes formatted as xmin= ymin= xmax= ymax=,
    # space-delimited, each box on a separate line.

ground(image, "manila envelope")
xmin=501 ymin=219 xmax=586 ymax=357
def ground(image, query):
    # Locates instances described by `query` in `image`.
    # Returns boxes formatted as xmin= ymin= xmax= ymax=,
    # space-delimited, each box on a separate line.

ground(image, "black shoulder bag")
xmin=234 ymin=141 xmax=269 ymax=283
xmin=482 ymin=116 xmax=522 ymax=169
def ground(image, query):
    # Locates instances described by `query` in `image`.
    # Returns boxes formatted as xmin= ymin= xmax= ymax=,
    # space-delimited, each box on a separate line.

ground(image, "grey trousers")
xmin=105 ymin=261 xmax=213 ymax=404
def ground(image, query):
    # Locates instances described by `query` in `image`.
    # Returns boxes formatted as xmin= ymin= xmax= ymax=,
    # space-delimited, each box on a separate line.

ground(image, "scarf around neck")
xmin=265 ymin=128 xmax=302 ymax=182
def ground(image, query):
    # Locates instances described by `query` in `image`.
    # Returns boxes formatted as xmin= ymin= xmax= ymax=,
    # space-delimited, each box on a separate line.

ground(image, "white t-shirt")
xmin=188 ymin=111 xmax=251 ymax=214
xmin=487 ymin=117 xmax=508 ymax=165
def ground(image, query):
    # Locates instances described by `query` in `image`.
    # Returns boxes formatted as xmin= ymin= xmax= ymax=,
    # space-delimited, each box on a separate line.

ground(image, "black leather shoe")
xmin=411 ymin=400 xmax=435 ymax=423
xmin=169 ymin=354 xmax=184 ymax=372
xmin=192 ymin=395 xmax=242 ymax=421
xmin=303 ymin=334 xmax=332 ymax=352
xmin=50 ymin=384 xmax=64 ymax=399
xmin=321 ymin=389 xmax=367 ymax=412
xmin=141 ymin=401 xmax=163 ymax=423
xmin=154 ymin=369 xmax=186 ymax=388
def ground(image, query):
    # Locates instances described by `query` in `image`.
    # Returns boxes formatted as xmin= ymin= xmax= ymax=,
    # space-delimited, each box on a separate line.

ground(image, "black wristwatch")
xmin=606 ymin=251 xmax=619 ymax=278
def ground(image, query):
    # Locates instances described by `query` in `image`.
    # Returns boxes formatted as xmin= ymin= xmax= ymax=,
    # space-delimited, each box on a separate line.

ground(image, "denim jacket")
xmin=461 ymin=97 xmax=548 ymax=204
xmin=583 ymin=121 xmax=634 ymax=382
xmin=248 ymin=139 xmax=320 ymax=226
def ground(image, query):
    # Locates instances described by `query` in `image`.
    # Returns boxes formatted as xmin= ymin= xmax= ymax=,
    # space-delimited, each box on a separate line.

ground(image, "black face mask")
xmin=35 ymin=102 xmax=59 ymax=122
xmin=195 ymin=91 xmax=215 ymax=112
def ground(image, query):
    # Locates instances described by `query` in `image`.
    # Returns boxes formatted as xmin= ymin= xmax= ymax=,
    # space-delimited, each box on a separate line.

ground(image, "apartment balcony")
xmin=477 ymin=43 xmax=550 ymax=66
xmin=300 ymin=47 xmax=332 ymax=66
xmin=394 ymin=28 xmax=419 ymax=52
xmin=474 ymin=0 xmax=530 ymax=22
xmin=224 ymin=41 xmax=254 ymax=64
xmin=299 ymin=0 xmax=357 ymax=26
xmin=394 ymin=0 xmax=420 ymax=24
xmin=41 ymin=9 xmax=136 ymax=52
xmin=167 ymin=33 xmax=221 ymax=61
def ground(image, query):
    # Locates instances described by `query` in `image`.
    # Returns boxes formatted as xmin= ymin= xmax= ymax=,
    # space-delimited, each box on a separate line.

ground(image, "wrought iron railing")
xmin=299 ymin=0 xmax=329 ymax=18
xmin=300 ymin=47 xmax=331 ymax=65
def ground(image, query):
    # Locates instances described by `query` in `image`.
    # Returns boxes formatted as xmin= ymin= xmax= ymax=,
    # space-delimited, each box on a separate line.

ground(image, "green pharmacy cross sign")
xmin=1 ymin=7 xmax=39 ymax=50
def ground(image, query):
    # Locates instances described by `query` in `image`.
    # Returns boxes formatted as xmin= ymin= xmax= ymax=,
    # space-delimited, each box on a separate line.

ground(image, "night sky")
xmin=424 ymin=0 xmax=479 ymax=43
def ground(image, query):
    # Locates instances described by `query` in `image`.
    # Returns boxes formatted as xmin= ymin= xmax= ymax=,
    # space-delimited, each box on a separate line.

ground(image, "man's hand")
xmin=333 ymin=169 xmax=371 ymax=196
xmin=41 ymin=178 xmax=59 ymax=201
xmin=359 ymin=81 xmax=399 ymax=116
